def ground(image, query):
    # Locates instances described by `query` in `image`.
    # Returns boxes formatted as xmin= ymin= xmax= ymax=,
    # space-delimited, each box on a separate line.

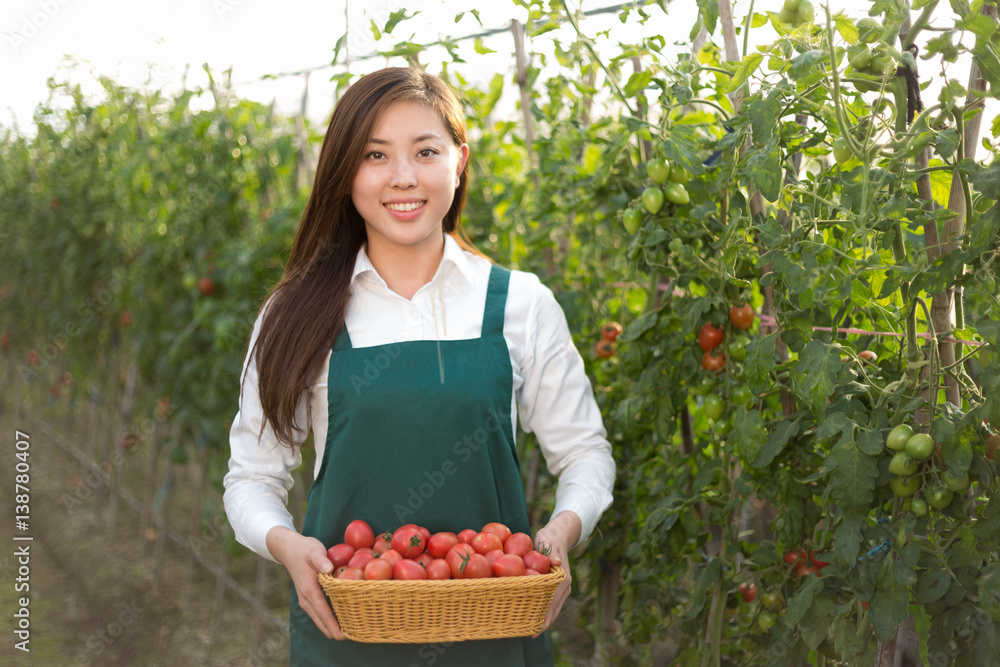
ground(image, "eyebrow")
xmin=368 ymin=133 xmax=443 ymax=145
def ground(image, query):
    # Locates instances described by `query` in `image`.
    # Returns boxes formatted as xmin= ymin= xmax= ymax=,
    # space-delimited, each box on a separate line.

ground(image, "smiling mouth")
xmin=384 ymin=201 xmax=426 ymax=212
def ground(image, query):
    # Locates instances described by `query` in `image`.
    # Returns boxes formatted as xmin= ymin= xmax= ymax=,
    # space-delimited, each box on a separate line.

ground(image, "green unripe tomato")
xmin=909 ymin=498 xmax=928 ymax=517
xmin=704 ymin=393 xmax=725 ymax=420
xmin=904 ymin=433 xmax=935 ymax=461
xmin=646 ymin=158 xmax=670 ymax=184
xmin=847 ymin=44 xmax=872 ymax=71
xmin=796 ymin=0 xmax=814 ymax=23
xmin=782 ymin=0 xmax=801 ymax=12
xmin=668 ymin=238 xmax=685 ymax=254
xmin=731 ymin=384 xmax=753 ymax=406
xmin=727 ymin=335 xmax=750 ymax=362
xmin=869 ymin=53 xmax=894 ymax=75
xmin=715 ymin=417 xmax=732 ymax=436
xmin=926 ymin=487 xmax=954 ymax=509
xmin=778 ymin=7 xmax=799 ymax=24
xmin=664 ymin=183 xmax=690 ymax=205
xmin=942 ymin=470 xmax=970 ymax=493
xmin=832 ymin=137 xmax=853 ymax=165
xmin=668 ymin=165 xmax=690 ymax=184
xmin=888 ymin=452 xmax=919 ymax=476
xmin=642 ymin=187 xmax=664 ymax=214
xmin=758 ymin=610 xmax=777 ymax=632
xmin=890 ymin=475 xmax=921 ymax=498
xmin=857 ymin=18 xmax=882 ymax=43
xmin=623 ymin=208 xmax=643 ymax=235
xmin=886 ymin=424 xmax=914 ymax=451
xmin=183 ymin=272 xmax=199 ymax=291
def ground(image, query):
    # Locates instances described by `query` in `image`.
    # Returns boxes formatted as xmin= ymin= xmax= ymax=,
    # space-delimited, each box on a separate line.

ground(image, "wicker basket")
xmin=317 ymin=566 xmax=565 ymax=643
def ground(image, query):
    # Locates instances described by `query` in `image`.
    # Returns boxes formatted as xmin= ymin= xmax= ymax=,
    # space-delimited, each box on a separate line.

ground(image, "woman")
xmin=223 ymin=67 xmax=615 ymax=666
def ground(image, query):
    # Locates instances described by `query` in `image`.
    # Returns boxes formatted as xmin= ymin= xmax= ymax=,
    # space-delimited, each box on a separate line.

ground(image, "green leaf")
xmin=801 ymin=595 xmax=838 ymax=651
xmin=746 ymin=88 xmax=783 ymax=146
xmin=727 ymin=52 xmax=763 ymax=93
xmin=732 ymin=407 xmax=768 ymax=465
xmin=745 ymin=139 xmax=782 ymax=202
xmin=960 ymin=11 xmax=998 ymax=40
xmin=969 ymin=204 xmax=1000 ymax=252
xmin=858 ymin=427 xmax=886 ymax=456
xmin=685 ymin=559 xmax=721 ymax=620
xmin=835 ymin=15 xmax=860 ymax=43
xmin=744 ymin=332 xmax=777 ymax=394
xmin=916 ymin=568 xmax=951 ymax=603
xmin=623 ymin=69 xmax=653 ymax=97
xmin=370 ymin=19 xmax=382 ymax=41
xmin=695 ymin=0 xmax=719 ymax=36
xmin=824 ymin=437 xmax=878 ymax=512
xmin=948 ymin=527 xmax=984 ymax=569
xmin=473 ymin=37 xmax=495 ymax=55
xmin=793 ymin=340 xmax=844 ymax=417
xmin=784 ymin=574 xmax=824 ymax=627
xmin=833 ymin=615 xmax=869 ymax=661
xmin=832 ymin=511 xmax=866 ymax=567
xmin=619 ymin=309 xmax=659 ymax=342
xmin=752 ymin=417 xmax=800 ymax=468
xmin=871 ymin=559 xmax=910 ymax=640
xmin=751 ymin=12 xmax=769 ymax=28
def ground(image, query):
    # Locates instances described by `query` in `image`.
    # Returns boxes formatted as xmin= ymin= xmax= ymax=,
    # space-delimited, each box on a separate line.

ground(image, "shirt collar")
xmin=350 ymin=233 xmax=475 ymax=291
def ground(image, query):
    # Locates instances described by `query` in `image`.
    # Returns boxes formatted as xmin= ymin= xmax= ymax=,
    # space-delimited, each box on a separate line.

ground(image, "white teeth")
xmin=385 ymin=201 xmax=424 ymax=212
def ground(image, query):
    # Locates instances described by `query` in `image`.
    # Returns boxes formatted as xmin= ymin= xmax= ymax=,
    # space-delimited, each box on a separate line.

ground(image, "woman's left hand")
xmin=532 ymin=510 xmax=582 ymax=634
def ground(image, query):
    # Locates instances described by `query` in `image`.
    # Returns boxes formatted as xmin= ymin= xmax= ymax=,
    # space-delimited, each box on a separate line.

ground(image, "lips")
xmin=384 ymin=201 xmax=426 ymax=212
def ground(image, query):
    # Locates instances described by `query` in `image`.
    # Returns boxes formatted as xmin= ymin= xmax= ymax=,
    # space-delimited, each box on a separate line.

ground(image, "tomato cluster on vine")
xmin=326 ymin=519 xmax=552 ymax=581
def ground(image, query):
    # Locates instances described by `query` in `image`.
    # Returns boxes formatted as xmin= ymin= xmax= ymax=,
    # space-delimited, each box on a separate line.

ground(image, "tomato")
xmin=427 ymin=532 xmax=459 ymax=559
xmin=797 ymin=565 xmax=820 ymax=578
xmin=886 ymin=424 xmax=914 ymax=452
xmin=758 ymin=610 xmax=777 ymax=632
xmin=857 ymin=17 xmax=881 ymax=42
xmin=698 ymin=323 xmax=724 ymax=351
xmin=808 ymin=552 xmax=829 ymax=570
xmin=504 ymin=532 xmax=533 ymax=558
xmin=702 ymin=350 xmax=726 ymax=373
xmin=525 ymin=569 xmax=542 ymax=576
xmin=462 ymin=553 xmax=493 ymax=579
xmin=731 ymin=385 xmax=753 ymax=407
xmin=425 ymin=559 xmax=452 ymax=580
xmin=987 ymin=434 xmax=1000 ymax=461
xmin=471 ymin=531 xmax=504 ymax=555
xmin=729 ymin=303 xmax=755 ymax=330
xmin=846 ymin=45 xmax=872 ymax=72
xmin=870 ymin=53 xmax=894 ymax=75
xmin=926 ymin=487 xmax=954 ymax=509
xmin=379 ymin=549 xmax=402 ymax=567
xmin=326 ymin=543 xmax=356 ymax=569
xmin=691 ymin=375 xmax=716 ymax=396
xmin=783 ymin=549 xmax=805 ymax=567
xmin=373 ymin=531 xmax=393 ymax=554
xmin=457 ymin=528 xmax=478 ymax=544
xmin=739 ymin=582 xmax=757 ymax=604
xmin=364 ymin=558 xmax=393 ymax=580
xmin=446 ymin=543 xmax=477 ymax=577
xmin=727 ymin=335 xmax=750 ymax=362
xmin=601 ymin=322 xmax=623 ymax=342
xmin=890 ymin=475 xmax=921 ymax=498
xmin=778 ymin=7 xmax=798 ymax=23
xmin=714 ymin=417 xmax=732 ymax=437
xmin=668 ymin=165 xmax=690 ymax=184
xmin=703 ymin=394 xmax=724 ymax=420
xmin=761 ymin=591 xmax=783 ymax=611
xmin=888 ymin=452 xmax=918 ymax=477
xmin=904 ymin=433 xmax=934 ymax=461
xmin=594 ymin=339 xmax=616 ymax=359
xmin=414 ymin=552 xmax=435 ymax=568
xmin=909 ymin=498 xmax=928 ymax=517
xmin=523 ymin=550 xmax=551 ymax=574
xmin=391 ymin=525 xmax=426 ymax=558
xmin=485 ymin=549 xmax=504 ymax=567
xmin=858 ymin=350 xmax=878 ymax=363
xmin=493 ymin=554 xmax=526 ymax=577
xmin=344 ymin=519 xmax=375 ymax=549
xmin=417 ymin=526 xmax=432 ymax=545
xmin=622 ymin=208 xmax=642 ymax=235
xmin=641 ymin=186 xmax=664 ymax=214
xmin=394 ymin=559 xmax=428 ymax=580
xmin=942 ymin=470 xmax=970 ymax=493
xmin=796 ymin=0 xmax=814 ymax=23
xmin=646 ymin=157 xmax=670 ymax=184
xmin=664 ymin=183 xmax=690 ymax=205
xmin=337 ymin=566 xmax=365 ymax=580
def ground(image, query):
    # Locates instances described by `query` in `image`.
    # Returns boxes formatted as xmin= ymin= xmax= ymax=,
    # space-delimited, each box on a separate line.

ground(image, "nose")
xmin=389 ymin=157 xmax=417 ymax=189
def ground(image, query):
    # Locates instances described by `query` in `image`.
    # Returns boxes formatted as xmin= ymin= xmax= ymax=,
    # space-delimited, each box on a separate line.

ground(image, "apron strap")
xmin=482 ymin=265 xmax=511 ymax=337
xmin=332 ymin=324 xmax=352 ymax=351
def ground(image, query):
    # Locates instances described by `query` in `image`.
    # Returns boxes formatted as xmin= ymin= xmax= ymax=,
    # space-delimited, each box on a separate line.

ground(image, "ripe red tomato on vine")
xmin=702 ymin=350 xmax=725 ymax=373
xmin=729 ymin=303 xmax=755 ymax=330
xmin=698 ymin=323 xmax=724 ymax=351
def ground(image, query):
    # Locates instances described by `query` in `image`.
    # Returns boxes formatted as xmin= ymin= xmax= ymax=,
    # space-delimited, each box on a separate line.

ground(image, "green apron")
xmin=289 ymin=265 xmax=554 ymax=666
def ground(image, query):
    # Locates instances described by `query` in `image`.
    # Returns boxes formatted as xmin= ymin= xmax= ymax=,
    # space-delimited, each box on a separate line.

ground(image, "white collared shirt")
xmin=223 ymin=234 xmax=616 ymax=561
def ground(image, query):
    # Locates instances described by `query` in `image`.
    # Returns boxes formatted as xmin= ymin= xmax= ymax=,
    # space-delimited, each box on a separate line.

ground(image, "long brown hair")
xmin=248 ymin=67 xmax=479 ymax=447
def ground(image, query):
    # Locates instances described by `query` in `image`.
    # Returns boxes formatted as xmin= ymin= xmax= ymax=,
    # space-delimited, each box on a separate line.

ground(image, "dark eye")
xmin=417 ymin=148 xmax=438 ymax=158
xmin=366 ymin=150 xmax=385 ymax=160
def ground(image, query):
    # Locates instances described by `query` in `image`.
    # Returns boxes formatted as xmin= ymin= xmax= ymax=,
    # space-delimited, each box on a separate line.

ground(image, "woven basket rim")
xmin=318 ymin=564 xmax=565 ymax=588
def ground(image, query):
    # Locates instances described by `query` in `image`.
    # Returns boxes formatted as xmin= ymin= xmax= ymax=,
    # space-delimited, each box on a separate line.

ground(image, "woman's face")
xmin=352 ymin=100 xmax=468 ymax=259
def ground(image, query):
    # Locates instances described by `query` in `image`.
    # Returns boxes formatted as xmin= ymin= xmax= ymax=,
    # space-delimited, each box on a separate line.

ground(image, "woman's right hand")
xmin=266 ymin=526 xmax=344 ymax=640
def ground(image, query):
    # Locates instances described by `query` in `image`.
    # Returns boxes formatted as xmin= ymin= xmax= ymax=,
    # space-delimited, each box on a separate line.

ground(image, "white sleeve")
xmin=223 ymin=306 xmax=309 ymax=562
xmin=514 ymin=274 xmax=616 ymax=547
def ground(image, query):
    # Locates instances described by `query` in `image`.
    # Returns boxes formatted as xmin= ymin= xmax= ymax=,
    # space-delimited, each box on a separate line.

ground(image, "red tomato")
xmin=347 ymin=550 xmax=375 ymax=570
xmin=364 ymin=558 xmax=393 ymax=580
xmin=525 ymin=569 xmax=541 ymax=576
xmin=504 ymin=533 xmax=533 ymax=558
xmin=797 ymin=565 xmax=820 ymax=578
xmin=417 ymin=526 xmax=432 ymax=546
xmin=414 ymin=552 xmax=434 ymax=568
xmin=485 ymin=549 xmax=504 ymax=567
xmin=471 ymin=531 xmax=504 ymax=555
xmin=457 ymin=529 xmax=478 ymax=544
xmin=783 ymin=549 xmax=800 ymax=566
xmin=373 ymin=531 xmax=393 ymax=554
xmin=739 ymin=582 xmax=757 ymax=604
xmin=698 ymin=322 xmax=724 ymax=351
xmin=702 ymin=350 xmax=726 ymax=373
xmin=493 ymin=554 xmax=526 ymax=577
xmin=344 ymin=520 xmax=375 ymax=550
xmin=481 ymin=522 xmax=512 ymax=545
xmin=809 ymin=552 xmax=829 ymax=570
xmin=333 ymin=566 xmax=348 ymax=577
xmin=522 ymin=550 xmax=551 ymax=574
xmin=594 ymin=339 xmax=616 ymax=359
xmin=425 ymin=559 xmax=452 ymax=580
xmin=460 ymin=554 xmax=493 ymax=579
xmin=729 ymin=304 xmax=755 ymax=330
xmin=391 ymin=526 xmax=426 ymax=558
xmin=427 ymin=532 xmax=460 ymax=559
xmin=446 ymin=543 xmax=477 ymax=578
xmin=379 ymin=549 xmax=402 ymax=567
xmin=337 ymin=566 xmax=365 ymax=580
xmin=394 ymin=559 xmax=428 ymax=580
xmin=601 ymin=322 xmax=623 ymax=341
xmin=326 ymin=543 xmax=356 ymax=569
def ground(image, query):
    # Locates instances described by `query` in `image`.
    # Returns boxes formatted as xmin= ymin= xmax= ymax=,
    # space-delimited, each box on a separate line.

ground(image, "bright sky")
xmin=0 ymin=0 xmax=993 ymax=149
